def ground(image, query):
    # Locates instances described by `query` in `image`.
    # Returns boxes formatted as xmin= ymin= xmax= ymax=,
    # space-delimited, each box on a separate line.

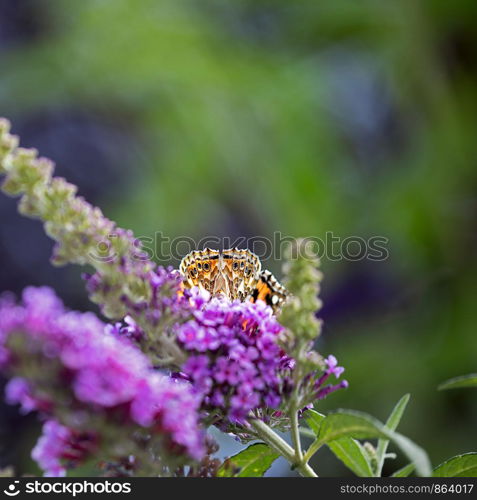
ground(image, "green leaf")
xmin=391 ymin=463 xmax=415 ymax=477
xmin=328 ymin=439 xmax=374 ymax=477
xmin=305 ymin=408 xmax=325 ymax=435
xmin=217 ymin=443 xmax=279 ymax=477
xmin=299 ymin=426 xmax=316 ymax=439
xmin=438 ymin=374 xmax=477 ymax=391
xmin=376 ymin=394 xmax=410 ymax=476
xmin=305 ymin=409 xmax=373 ymax=477
xmin=316 ymin=410 xmax=431 ymax=477
xmin=433 ymin=453 xmax=477 ymax=477
xmin=383 ymin=394 xmax=410 ymax=433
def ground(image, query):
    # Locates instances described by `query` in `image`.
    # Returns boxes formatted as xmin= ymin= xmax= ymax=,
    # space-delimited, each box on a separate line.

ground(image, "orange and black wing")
xmin=250 ymin=270 xmax=289 ymax=313
xmin=179 ymin=248 xmax=220 ymax=293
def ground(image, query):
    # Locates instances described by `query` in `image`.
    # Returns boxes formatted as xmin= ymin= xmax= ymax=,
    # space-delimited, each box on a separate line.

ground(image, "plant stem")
xmin=302 ymin=438 xmax=323 ymax=464
xmin=290 ymin=408 xmax=303 ymax=462
xmin=249 ymin=418 xmax=317 ymax=477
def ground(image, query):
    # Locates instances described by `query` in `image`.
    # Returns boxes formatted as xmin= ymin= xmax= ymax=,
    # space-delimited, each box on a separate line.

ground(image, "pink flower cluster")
xmin=32 ymin=420 xmax=98 ymax=477
xmin=0 ymin=287 xmax=205 ymax=474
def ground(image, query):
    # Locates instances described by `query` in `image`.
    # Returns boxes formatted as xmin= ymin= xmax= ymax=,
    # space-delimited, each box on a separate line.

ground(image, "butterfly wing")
xmin=250 ymin=270 xmax=289 ymax=313
xmin=221 ymin=248 xmax=261 ymax=300
xmin=179 ymin=248 xmax=220 ymax=293
xmin=180 ymin=248 xmax=289 ymax=314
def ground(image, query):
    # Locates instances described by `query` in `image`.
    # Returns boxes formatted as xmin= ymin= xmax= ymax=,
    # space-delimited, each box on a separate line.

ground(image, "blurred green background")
xmin=1 ymin=0 xmax=477 ymax=476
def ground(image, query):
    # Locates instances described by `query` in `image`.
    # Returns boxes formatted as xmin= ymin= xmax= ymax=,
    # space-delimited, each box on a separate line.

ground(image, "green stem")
xmin=290 ymin=408 xmax=303 ymax=462
xmin=249 ymin=418 xmax=317 ymax=477
xmin=303 ymin=438 xmax=324 ymax=464
xmin=375 ymin=438 xmax=389 ymax=477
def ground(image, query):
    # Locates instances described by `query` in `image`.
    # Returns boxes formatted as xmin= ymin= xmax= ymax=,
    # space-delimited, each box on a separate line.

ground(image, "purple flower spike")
xmin=177 ymin=296 xmax=293 ymax=423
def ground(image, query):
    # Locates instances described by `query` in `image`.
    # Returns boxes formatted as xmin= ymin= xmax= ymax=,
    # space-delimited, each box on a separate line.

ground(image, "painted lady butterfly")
xmin=179 ymin=248 xmax=289 ymax=314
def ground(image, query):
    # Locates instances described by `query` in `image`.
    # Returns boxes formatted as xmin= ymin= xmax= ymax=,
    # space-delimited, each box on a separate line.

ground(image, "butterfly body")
xmin=179 ymin=248 xmax=289 ymax=313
